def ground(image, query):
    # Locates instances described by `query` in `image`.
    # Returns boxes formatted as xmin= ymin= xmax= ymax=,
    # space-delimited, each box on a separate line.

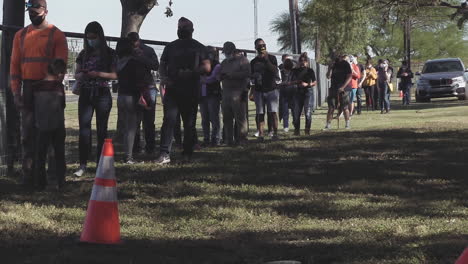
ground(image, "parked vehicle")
xmin=415 ymin=58 xmax=467 ymax=102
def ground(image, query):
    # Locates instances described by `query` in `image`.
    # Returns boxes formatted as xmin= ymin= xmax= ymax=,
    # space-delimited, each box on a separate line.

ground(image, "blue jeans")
xmin=279 ymin=88 xmax=295 ymax=129
xmin=293 ymin=88 xmax=315 ymax=130
xmin=378 ymin=82 xmax=390 ymax=111
xmin=78 ymin=92 xmax=112 ymax=165
xmin=199 ymin=95 xmax=221 ymax=144
xmin=401 ymin=83 xmax=412 ymax=105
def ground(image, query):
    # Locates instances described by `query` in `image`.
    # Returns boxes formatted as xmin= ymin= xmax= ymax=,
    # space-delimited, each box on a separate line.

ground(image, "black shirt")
xmin=117 ymin=58 xmax=146 ymax=97
xmin=160 ymin=38 xmax=207 ymax=97
xmin=330 ymin=60 xmax=352 ymax=91
xmin=397 ymin=67 xmax=414 ymax=84
xmin=293 ymin=67 xmax=316 ymax=92
xmin=251 ymin=54 xmax=279 ymax=92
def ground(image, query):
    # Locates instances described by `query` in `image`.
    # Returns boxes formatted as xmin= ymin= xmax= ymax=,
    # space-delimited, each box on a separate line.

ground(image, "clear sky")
xmin=0 ymin=0 xmax=291 ymax=53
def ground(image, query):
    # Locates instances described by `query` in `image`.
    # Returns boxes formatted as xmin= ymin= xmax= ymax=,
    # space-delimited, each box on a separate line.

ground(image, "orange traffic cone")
xmin=80 ymin=139 xmax=121 ymax=244
xmin=456 ymin=248 xmax=468 ymax=264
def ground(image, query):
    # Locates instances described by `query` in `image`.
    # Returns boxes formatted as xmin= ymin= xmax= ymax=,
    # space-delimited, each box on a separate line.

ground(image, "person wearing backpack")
xmin=156 ymin=17 xmax=209 ymax=164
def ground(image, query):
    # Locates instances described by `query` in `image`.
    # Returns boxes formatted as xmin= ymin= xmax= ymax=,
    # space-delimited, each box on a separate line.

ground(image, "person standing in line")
xmin=250 ymin=38 xmax=280 ymax=141
xmin=127 ymin=32 xmax=160 ymax=155
xmin=355 ymin=54 xmax=367 ymax=115
xmin=397 ymin=60 xmax=414 ymax=106
xmin=73 ymin=21 xmax=117 ymax=177
xmin=324 ymin=54 xmax=353 ymax=130
xmin=199 ymin=46 xmax=222 ymax=147
xmin=362 ymin=60 xmax=377 ymax=111
xmin=292 ymin=53 xmax=317 ymax=135
xmin=10 ymin=0 xmax=68 ymax=189
xmin=348 ymin=55 xmax=361 ymax=117
xmin=278 ymin=57 xmax=295 ymax=133
xmin=377 ymin=59 xmax=391 ymax=114
xmin=115 ymin=38 xmax=150 ymax=164
xmin=156 ymin=17 xmax=209 ymax=164
xmin=33 ymin=59 xmax=67 ymax=191
xmin=219 ymin=42 xmax=251 ymax=146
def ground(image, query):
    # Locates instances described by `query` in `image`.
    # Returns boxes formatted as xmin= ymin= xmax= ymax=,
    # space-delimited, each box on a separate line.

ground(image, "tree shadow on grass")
xmin=0 ymin=225 xmax=466 ymax=264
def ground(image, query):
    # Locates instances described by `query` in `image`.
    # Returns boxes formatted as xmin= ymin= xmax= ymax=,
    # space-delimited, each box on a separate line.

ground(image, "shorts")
xmin=254 ymin=89 xmax=279 ymax=114
xmin=349 ymin=89 xmax=357 ymax=103
xmin=327 ymin=91 xmax=350 ymax=110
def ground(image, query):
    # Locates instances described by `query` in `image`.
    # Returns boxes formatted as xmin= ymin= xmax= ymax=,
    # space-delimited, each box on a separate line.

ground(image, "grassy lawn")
xmin=1 ymin=95 xmax=467 ymax=264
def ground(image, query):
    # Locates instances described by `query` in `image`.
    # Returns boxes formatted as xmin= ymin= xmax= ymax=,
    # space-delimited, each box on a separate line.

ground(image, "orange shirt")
xmin=350 ymin=64 xmax=361 ymax=89
xmin=10 ymin=24 xmax=68 ymax=94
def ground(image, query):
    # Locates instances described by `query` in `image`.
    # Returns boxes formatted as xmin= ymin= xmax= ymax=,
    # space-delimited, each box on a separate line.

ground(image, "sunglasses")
xmin=25 ymin=2 xmax=45 ymax=11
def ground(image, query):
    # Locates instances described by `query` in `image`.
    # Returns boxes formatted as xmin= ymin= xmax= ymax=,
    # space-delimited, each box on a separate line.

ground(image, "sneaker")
xmin=74 ymin=165 xmax=86 ymax=177
xmin=305 ymin=129 xmax=311 ymax=135
xmin=268 ymin=131 xmax=274 ymax=137
xmin=345 ymin=121 xmax=351 ymax=129
xmin=283 ymin=127 xmax=289 ymax=133
xmin=323 ymin=123 xmax=331 ymax=131
xmin=155 ymin=153 xmax=171 ymax=165
xmin=126 ymin=159 xmax=136 ymax=165
xmin=254 ymin=131 xmax=260 ymax=137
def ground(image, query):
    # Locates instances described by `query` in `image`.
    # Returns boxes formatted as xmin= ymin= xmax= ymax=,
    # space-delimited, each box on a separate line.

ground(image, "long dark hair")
xmin=83 ymin=21 xmax=113 ymax=71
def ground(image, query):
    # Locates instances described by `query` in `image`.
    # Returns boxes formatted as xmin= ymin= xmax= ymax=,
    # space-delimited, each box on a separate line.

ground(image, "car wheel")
xmin=458 ymin=95 xmax=466 ymax=100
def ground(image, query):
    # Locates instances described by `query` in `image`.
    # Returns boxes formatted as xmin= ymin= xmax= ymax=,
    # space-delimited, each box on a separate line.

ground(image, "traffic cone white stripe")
xmin=90 ymin=185 xmax=118 ymax=202
xmin=96 ymin=156 xmax=115 ymax=180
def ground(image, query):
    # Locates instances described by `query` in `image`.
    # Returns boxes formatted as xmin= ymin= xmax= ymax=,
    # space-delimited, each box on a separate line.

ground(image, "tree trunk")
xmin=120 ymin=0 xmax=157 ymax=36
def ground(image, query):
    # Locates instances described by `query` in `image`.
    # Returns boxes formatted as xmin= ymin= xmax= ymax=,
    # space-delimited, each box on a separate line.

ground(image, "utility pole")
xmin=1 ymin=0 xmax=24 ymax=175
xmin=289 ymin=0 xmax=301 ymax=54
xmin=254 ymin=0 xmax=258 ymax=40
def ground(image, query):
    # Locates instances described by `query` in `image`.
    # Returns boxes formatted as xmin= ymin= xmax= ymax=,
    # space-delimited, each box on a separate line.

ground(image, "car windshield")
xmin=422 ymin=61 xmax=464 ymax=74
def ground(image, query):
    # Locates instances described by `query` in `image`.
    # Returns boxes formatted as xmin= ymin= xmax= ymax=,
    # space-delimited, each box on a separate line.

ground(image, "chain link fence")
xmin=0 ymin=29 xmax=330 ymax=176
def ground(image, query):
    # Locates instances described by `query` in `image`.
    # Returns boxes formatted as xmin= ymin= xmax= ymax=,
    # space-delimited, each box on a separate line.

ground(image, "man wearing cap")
xmin=156 ymin=17 xmax=208 ymax=164
xmin=127 ymin=32 xmax=160 ymax=154
xmin=219 ymin=42 xmax=251 ymax=145
xmin=10 ymin=0 xmax=68 ymax=188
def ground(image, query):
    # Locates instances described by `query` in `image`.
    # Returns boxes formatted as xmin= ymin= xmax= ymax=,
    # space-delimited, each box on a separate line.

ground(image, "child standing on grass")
xmin=33 ymin=59 xmax=67 ymax=191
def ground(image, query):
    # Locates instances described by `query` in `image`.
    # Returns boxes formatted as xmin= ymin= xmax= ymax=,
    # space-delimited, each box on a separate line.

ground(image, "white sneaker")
xmin=268 ymin=131 xmax=274 ymax=137
xmin=74 ymin=165 xmax=86 ymax=177
xmin=155 ymin=153 xmax=171 ymax=165
xmin=345 ymin=121 xmax=351 ymax=129
xmin=323 ymin=123 xmax=331 ymax=131
xmin=283 ymin=128 xmax=289 ymax=133
xmin=254 ymin=131 xmax=260 ymax=137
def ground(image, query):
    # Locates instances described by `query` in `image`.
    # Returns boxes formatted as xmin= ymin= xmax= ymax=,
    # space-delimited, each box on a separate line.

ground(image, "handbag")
xmin=388 ymin=82 xmax=394 ymax=92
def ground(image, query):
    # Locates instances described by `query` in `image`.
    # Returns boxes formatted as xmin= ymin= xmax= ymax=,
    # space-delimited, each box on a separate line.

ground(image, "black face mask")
xmin=29 ymin=12 xmax=45 ymax=26
xmin=177 ymin=28 xmax=192 ymax=39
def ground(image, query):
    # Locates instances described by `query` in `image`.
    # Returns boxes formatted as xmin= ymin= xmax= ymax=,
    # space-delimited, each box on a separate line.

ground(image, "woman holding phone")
xmin=73 ymin=21 xmax=117 ymax=177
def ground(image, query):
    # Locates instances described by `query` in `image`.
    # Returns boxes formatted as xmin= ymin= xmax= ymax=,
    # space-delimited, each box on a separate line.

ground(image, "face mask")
xmin=177 ymin=28 xmax=192 ymax=39
xmin=87 ymin=39 xmax=100 ymax=49
xmin=29 ymin=12 xmax=45 ymax=26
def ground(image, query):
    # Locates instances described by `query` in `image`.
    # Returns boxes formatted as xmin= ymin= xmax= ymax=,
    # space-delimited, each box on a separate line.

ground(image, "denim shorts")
xmin=349 ymin=88 xmax=357 ymax=103
xmin=254 ymin=89 xmax=279 ymax=114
